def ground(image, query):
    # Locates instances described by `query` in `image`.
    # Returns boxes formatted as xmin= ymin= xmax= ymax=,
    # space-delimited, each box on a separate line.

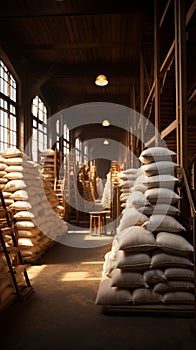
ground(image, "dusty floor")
xmin=0 ymin=242 xmax=196 ymax=350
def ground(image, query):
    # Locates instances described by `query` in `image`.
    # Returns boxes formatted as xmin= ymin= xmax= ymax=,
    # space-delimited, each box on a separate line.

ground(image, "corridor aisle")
xmin=0 ymin=242 xmax=196 ymax=350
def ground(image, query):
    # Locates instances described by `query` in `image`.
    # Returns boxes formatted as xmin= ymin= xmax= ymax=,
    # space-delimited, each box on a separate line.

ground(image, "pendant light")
xmin=95 ymin=74 xmax=108 ymax=86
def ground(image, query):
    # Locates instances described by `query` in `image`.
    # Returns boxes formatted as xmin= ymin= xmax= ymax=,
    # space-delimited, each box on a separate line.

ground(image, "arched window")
xmin=32 ymin=96 xmax=48 ymax=162
xmin=63 ymin=124 xmax=70 ymax=155
xmin=56 ymin=120 xmax=60 ymax=150
xmin=0 ymin=59 xmax=17 ymax=151
xmin=83 ymin=145 xmax=88 ymax=164
xmin=75 ymin=137 xmax=81 ymax=163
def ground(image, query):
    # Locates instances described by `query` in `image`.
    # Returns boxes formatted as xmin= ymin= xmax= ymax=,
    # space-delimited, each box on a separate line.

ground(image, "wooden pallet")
xmin=102 ymin=304 xmax=195 ymax=318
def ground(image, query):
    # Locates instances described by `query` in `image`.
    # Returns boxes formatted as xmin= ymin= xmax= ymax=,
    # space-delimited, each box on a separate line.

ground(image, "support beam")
xmin=160 ymin=0 xmax=172 ymax=28
xmin=161 ymin=119 xmax=177 ymax=139
xmin=140 ymin=50 xmax=145 ymax=152
xmin=175 ymin=0 xmax=188 ymax=169
xmin=154 ymin=0 xmax=161 ymax=146
xmin=145 ymin=120 xmax=177 ymax=148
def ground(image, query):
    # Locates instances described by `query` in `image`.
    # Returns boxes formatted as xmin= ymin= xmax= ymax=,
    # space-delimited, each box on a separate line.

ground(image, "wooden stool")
xmin=89 ymin=211 xmax=107 ymax=236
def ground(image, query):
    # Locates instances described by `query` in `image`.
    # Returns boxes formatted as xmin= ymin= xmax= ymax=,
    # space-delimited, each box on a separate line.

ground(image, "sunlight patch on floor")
xmin=60 ymin=271 xmax=101 ymax=281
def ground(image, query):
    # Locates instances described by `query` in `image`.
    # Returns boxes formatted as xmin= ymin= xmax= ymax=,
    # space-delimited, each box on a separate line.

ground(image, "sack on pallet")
xmin=154 ymin=281 xmax=194 ymax=293
xmin=4 ymin=179 xmax=27 ymax=192
xmin=117 ymin=208 xmax=148 ymax=232
xmin=162 ymin=291 xmax=194 ymax=304
xmin=111 ymin=269 xmax=146 ymax=288
xmin=164 ymin=268 xmax=194 ymax=281
xmin=132 ymin=288 xmax=162 ymax=304
xmin=117 ymin=226 xmax=157 ymax=252
xmin=10 ymin=190 xmax=29 ymax=201
xmin=102 ymin=251 xmax=118 ymax=277
xmin=14 ymin=211 xmax=35 ymax=220
xmin=138 ymin=203 xmax=180 ymax=216
xmin=156 ymin=232 xmax=193 ymax=256
xmin=143 ymin=269 xmax=167 ymax=284
xmin=142 ymin=214 xmax=185 ymax=233
xmin=15 ymin=221 xmax=35 ymax=230
xmin=126 ymin=191 xmax=149 ymax=209
xmin=141 ymin=161 xmax=178 ymax=176
xmin=139 ymin=147 xmax=176 ymax=164
xmin=151 ymin=252 xmax=194 ymax=269
xmin=116 ymin=250 xmax=151 ymax=271
xmin=95 ymin=276 xmax=132 ymax=305
xmin=4 ymin=157 xmax=24 ymax=166
xmin=131 ymin=183 xmax=147 ymax=193
xmin=142 ymin=174 xmax=179 ymax=189
xmin=4 ymin=172 xmax=23 ymax=180
xmin=144 ymin=188 xmax=181 ymax=204
xmin=0 ymin=147 xmax=28 ymax=159
xmin=9 ymin=201 xmax=32 ymax=211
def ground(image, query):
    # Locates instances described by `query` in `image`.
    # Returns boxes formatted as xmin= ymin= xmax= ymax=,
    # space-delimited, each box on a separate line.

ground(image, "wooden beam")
xmin=144 ymin=120 xmax=178 ymax=148
xmin=175 ymin=0 xmax=188 ymax=169
xmin=0 ymin=3 xmax=152 ymax=19
xmin=144 ymin=135 xmax=155 ymax=148
xmin=160 ymin=41 xmax=175 ymax=75
xmin=154 ymin=0 xmax=161 ymax=145
xmin=161 ymin=119 xmax=177 ymax=139
xmin=160 ymin=0 xmax=172 ymax=28
xmin=22 ymin=41 xmax=140 ymax=51
xmin=186 ymin=0 xmax=196 ymax=25
xmin=144 ymin=81 xmax=155 ymax=111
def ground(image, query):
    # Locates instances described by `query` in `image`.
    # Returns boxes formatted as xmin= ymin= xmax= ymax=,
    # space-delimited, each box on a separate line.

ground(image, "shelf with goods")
xmin=96 ymin=147 xmax=195 ymax=317
xmin=0 ymin=190 xmax=33 ymax=310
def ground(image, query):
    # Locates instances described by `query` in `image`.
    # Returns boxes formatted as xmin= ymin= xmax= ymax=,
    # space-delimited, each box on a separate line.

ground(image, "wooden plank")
xmin=161 ymin=119 xmax=177 ymax=139
xmin=160 ymin=0 xmax=172 ymax=28
xmin=144 ymin=135 xmax=155 ymax=148
xmin=186 ymin=0 xmax=196 ymax=26
xmin=102 ymin=304 xmax=195 ymax=317
xmin=154 ymin=0 xmax=161 ymax=146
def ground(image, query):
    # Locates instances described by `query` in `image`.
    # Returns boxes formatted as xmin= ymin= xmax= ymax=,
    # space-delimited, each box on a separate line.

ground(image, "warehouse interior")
xmin=0 ymin=1 xmax=196 ymax=349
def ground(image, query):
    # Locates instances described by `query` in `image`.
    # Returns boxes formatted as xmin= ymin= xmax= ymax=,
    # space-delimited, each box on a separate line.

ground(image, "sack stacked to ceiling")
xmin=0 ymin=147 xmax=68 ymax=263
xmin=96 ymin=147 xmax=194 ymax=306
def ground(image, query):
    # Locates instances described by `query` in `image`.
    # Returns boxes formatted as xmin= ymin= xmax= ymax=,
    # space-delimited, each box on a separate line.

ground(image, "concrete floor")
xmin=0 ymin=242 xmax=196 ymax=350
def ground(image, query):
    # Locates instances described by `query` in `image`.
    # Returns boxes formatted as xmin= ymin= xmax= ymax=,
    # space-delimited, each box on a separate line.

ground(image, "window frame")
xmin=0 ymin=59 xmax=17 ymax=151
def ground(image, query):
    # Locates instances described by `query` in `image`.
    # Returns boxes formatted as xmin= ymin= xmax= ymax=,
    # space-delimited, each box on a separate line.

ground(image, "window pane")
xmin=31 ymin=95 xmax=48 ymax=160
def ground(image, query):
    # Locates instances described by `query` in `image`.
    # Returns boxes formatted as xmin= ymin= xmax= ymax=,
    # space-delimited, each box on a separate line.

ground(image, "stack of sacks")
xmin=0 ymin=255 xmax=27 ymax=309
xmin=96 ymin=147 xmax=194 ymax=306
xmin=30 ymin=174 xmax=68 ymax=244
xmin=1 ymin=147 xmax=68 ymax=262
xmin=101 ymin=173 xmax=113 ymax=209
xmin=0 ymin=155 xmax=15 ymax=208
xmin=0 ymin=156 xmax=8 ymax=193
xmin=139 ymin=147 xmax=194 ymax=304
xmin=19 ymin=161 xmax=68 ymax=260
xmin=118 ymin=168 xmax=143 ymax=210
xmin=1 ymin=152 xmax=44 ymax=262
xmin=39 ymin=149 xmax=56 ymax=182
xmin=0 ymin=255 xmax=14 ymax=309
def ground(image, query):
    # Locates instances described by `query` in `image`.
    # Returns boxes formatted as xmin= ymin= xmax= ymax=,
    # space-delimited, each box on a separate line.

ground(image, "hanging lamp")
xmin=95 ymin=74 xmax=108 ymax=86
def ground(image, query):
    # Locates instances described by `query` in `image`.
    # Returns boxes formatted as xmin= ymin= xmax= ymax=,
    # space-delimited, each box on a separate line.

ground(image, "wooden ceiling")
xmin=0 ymin=0 xmax=154 ymax=110
xmin=0 ymin=0 xmax=195 ymax=160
